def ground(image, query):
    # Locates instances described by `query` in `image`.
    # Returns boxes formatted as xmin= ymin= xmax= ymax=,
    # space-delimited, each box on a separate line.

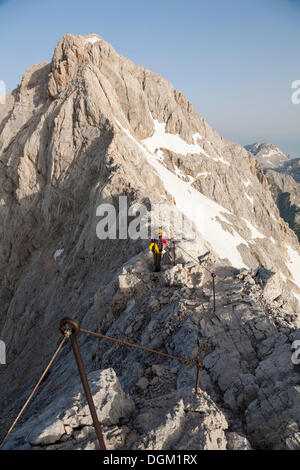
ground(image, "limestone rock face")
xmin=3 ymin=368 xmax=134 ymax=450
xmin=264 ymin=158 xmax=300 ymax=183
xmin=265 ymin=169 xmax=300 ymax=242
xmin=3 ymin=258 xmax=300 ymax=450
xmin=226 ymin=432 xmax=252 ymax=450
xmin=1 ymin=33 xmax=300 ymax=450
xmin=275 ymin=157 xmax=300 ymax=183
xmin=133 ymin=390 xmax=228 ymax=450
xmin=75 ymin=368 xmax=135 ymax=426
xmin=29 ymin=419 xmax=65 ymax=446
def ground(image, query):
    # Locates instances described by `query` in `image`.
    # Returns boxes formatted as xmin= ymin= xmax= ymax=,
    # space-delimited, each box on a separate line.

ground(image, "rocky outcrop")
xmin=2 ymin=368 xmax=135 ymax=450
xmin=2 ymin=255 xmax=300 ymax=450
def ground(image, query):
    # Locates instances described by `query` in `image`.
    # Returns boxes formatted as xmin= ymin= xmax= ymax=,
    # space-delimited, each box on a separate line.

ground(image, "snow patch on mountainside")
xmin=245 ymin=194 xmax=254 ymax=206
xmin=54 ymin=249 xmax=64 ymax=261
xmin=116 ymin=119 xmax=249 ymax=268
xmin=116 ymin=119 xmax=300 ymax=307
xmin=242 ymin=218 xmax=265 ymax=240
xmin=187 ymin=176 xmax=195 ymax=185
xmin=85 ymin=36 xmax=100 ymax=45
xmin=213 ymin=156 xmax=230 ymax=167
xmin=174 ymin=165 xmax=185 ymax=179
xmin=262 ymin=149 xmax=284 ymax=159
xmin=142 ymin=119 xmax=209 ymax=158
xmin=285 ymin=245 xmax=300 ymax=302
xmin=142 ymin=117 xmax=230 ymax=166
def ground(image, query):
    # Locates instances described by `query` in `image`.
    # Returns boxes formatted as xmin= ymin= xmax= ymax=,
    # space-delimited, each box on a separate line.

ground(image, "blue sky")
xmin=0 ymin=0 xmax=299 ymax=156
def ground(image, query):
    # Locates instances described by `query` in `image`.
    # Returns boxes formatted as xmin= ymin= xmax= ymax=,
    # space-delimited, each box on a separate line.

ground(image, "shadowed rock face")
xmin=0 ymin=33 xmax=300 ymax=450
xmin=245 ymin=142 xmax=300 ymax=242
xmin=265 ymin=169 xmax=300 ymax=242
xmin=272 ymin=157 xmax=300 ymax=183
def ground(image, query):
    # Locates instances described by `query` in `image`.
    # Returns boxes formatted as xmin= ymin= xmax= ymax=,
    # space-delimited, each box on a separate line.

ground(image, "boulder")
xmin=226 ymin=432 xmax=252 ymax=450
xmin=29 ymin=419 xmax=65 ymax=446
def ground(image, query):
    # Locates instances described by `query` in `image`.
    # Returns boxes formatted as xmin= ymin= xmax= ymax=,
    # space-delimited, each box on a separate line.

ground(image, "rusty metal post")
xmin=172 ymin=241 xmax=176 ymax=266
xmin=195 ymin=361 xmax=202 ymax=395
xmin=211 ymin=273 xmax=216 ymax=313
xmin=60 ymin=318 xmax=106 ymax=450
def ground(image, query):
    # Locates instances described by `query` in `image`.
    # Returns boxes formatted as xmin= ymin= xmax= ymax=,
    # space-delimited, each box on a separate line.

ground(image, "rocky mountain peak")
xmin=1 ymin=34 xmax=300 ymax=451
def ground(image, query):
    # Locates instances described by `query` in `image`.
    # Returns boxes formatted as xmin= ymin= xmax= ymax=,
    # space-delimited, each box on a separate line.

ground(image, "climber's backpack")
xmin=150 ymin=239 xmax=161 ymax=254
xmin=158 ymin=236 xmax=163 ymax=252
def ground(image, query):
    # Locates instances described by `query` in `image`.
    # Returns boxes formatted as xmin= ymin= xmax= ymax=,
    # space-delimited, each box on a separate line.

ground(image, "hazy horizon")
xmin=0 ymin=0 xmax=299 ymax=156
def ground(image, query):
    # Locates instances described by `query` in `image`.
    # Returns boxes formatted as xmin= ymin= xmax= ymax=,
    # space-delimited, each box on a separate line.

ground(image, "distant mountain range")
xmin=244 ymin=142 xmax=291 ymax=169
xmin=245 ymin=142 xmax=300 ymax=240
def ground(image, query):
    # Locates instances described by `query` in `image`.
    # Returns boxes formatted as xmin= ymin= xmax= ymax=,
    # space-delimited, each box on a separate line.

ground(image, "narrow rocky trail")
xmin=2 ymin=249 xmax=300 ymax=450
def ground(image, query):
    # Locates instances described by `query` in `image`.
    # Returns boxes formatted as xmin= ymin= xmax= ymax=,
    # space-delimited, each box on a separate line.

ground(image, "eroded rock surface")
xmin=1 ymin=34 xmax=300 ymax=451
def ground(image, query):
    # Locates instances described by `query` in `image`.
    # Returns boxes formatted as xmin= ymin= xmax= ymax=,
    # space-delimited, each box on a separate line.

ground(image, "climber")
xmin=149 ymin=229 xmax=170 ymax=272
